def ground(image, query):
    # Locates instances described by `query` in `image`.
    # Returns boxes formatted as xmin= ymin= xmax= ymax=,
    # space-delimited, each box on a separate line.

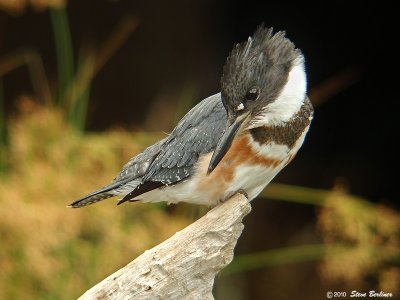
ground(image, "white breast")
xmin=227 ymin=124 xmax=311 ymax=200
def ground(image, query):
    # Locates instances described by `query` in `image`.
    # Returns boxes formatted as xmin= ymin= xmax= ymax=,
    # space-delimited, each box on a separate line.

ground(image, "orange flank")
xmin=195 ymin=131 xmax=282 ymax=198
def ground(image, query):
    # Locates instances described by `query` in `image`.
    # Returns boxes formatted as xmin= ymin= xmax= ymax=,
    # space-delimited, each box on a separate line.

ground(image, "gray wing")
xmin=70 ymin=93 xmax=227 ymax=207
xmin=144 ymin=93 xmax=226 ymax=182
xmin=120 ymin=93 xmax=227 ymax=202
xmin=115 ymin=138 xmax=167 ymax=182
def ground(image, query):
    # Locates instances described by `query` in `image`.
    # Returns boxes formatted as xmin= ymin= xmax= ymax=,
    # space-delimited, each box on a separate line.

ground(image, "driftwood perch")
xmin=78 ymin=193 xmax=251 ymax=299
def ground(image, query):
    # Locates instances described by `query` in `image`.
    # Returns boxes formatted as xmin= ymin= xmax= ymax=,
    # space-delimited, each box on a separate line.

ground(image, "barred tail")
xmin=68 ymin=191 xmax=115 ymax=208
xmin=68 ymin=179 xmax=133 ymax=208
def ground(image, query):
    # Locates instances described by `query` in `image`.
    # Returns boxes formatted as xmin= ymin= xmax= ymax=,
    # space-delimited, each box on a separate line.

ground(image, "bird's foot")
xmin=220 ymin=189 xmax=249 ymax=204
xmin=236 ymin=189 xmax=249 ymax=199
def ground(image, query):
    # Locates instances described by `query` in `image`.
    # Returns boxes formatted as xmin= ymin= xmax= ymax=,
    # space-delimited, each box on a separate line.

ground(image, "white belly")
xmin=134 ymin=125 xmax=310 ymax=206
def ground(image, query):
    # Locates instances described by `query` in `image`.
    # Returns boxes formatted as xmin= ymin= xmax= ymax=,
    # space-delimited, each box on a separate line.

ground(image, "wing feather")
xmin=71 ymin=93 xmax=227 ymax=207
xmin=142 ymin=93 xmax=226 ymax=185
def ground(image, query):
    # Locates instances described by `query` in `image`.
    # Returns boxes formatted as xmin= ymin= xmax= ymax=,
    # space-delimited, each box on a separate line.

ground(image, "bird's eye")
xmin=245 ymin=87 xmax=260 ymax=102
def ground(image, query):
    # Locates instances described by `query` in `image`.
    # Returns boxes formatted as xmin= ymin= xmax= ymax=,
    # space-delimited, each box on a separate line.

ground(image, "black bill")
xmin=207 ymin=112 xmax=250 ymax=175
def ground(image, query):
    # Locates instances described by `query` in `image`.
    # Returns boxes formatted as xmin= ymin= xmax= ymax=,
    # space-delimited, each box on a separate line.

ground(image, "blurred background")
xmin=0 ymin=1 xmax=398 ymax=299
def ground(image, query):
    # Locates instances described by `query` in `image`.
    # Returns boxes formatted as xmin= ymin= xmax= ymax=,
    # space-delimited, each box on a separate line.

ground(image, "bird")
xmin=69 ymin=26 xmax=313 ymax=209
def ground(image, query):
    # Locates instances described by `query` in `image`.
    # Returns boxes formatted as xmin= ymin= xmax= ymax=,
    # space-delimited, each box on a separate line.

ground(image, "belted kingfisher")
xmin=69 ymin=26 xmax=313 ymax=208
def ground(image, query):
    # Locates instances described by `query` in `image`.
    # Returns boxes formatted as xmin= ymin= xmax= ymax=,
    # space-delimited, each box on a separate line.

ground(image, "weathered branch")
xmin=78 ymin=193 xmax=251 ymax=300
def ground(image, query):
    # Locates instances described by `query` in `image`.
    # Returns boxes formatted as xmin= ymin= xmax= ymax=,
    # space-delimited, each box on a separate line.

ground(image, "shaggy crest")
xmin=221 ymin=26 xmax=302 ymax=111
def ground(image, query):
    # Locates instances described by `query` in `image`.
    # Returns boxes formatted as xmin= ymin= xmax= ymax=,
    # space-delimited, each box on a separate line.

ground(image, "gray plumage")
xmin=143 ymin=94 xmax=226 ymax=183
xmin=69 ymin=26 xmax=305 ymax=208
xmin=69 ymin=94 xmax=226 ymax=207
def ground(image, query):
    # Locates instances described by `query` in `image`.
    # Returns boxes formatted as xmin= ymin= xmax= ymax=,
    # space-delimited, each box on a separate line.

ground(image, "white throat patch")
xmin=249 ymin=57 xmax=307 ymax=128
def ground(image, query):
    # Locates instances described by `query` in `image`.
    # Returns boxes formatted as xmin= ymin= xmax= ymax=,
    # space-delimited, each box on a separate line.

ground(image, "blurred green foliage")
xmin=0 ymin=101 xmax=190 ymax=299
xmin=0 ymin=4 xmax=398 ymax=299
xmin=0 ymin=80 xmax=7 ymax=172
xmin=221 ymin=187 xmax=400 ymax=296
xmin=318 ymin=189 xmax=400 ymax=293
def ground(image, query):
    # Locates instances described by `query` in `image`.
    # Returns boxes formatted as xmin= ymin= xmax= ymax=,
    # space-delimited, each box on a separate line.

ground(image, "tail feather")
xmin=68 ymin=178 xmax=133 ymax=208
xmin=68 ymin=192 xmax=115 ymax=208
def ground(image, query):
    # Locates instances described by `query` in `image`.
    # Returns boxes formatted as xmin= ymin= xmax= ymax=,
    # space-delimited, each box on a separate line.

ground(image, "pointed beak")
xmin=207 ymin=111 xmax=250 ymax=175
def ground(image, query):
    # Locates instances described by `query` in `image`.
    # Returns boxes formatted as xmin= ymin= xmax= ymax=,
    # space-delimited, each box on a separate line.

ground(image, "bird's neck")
xmin=249 ymin=97 xmax=313 ymax=149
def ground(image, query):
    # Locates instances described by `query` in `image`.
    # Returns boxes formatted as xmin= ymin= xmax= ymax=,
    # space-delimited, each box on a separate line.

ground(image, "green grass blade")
xmin=75 ymin=84 xmax=90 ymax=130
xmin=261 ymin=183 xmax=330 ymax=206
xmin=222 ymin=244 xmax=347 ymax=275
xmin=0 ymin=80 xmax=7 ymax=173
xmin=50 ymin=7 xmax=74 ymax=107
xmin=67 ymin=51 xmax=94 ymax=131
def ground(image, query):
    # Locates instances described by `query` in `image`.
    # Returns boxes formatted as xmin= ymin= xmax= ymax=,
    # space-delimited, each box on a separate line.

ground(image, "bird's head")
xmin=207 ymin=26 xmax=307 ymax=174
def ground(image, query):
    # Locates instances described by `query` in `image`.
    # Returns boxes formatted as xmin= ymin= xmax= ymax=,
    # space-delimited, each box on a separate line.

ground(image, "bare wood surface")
xmin=78 ymin=193 xmax=251 ymax=300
